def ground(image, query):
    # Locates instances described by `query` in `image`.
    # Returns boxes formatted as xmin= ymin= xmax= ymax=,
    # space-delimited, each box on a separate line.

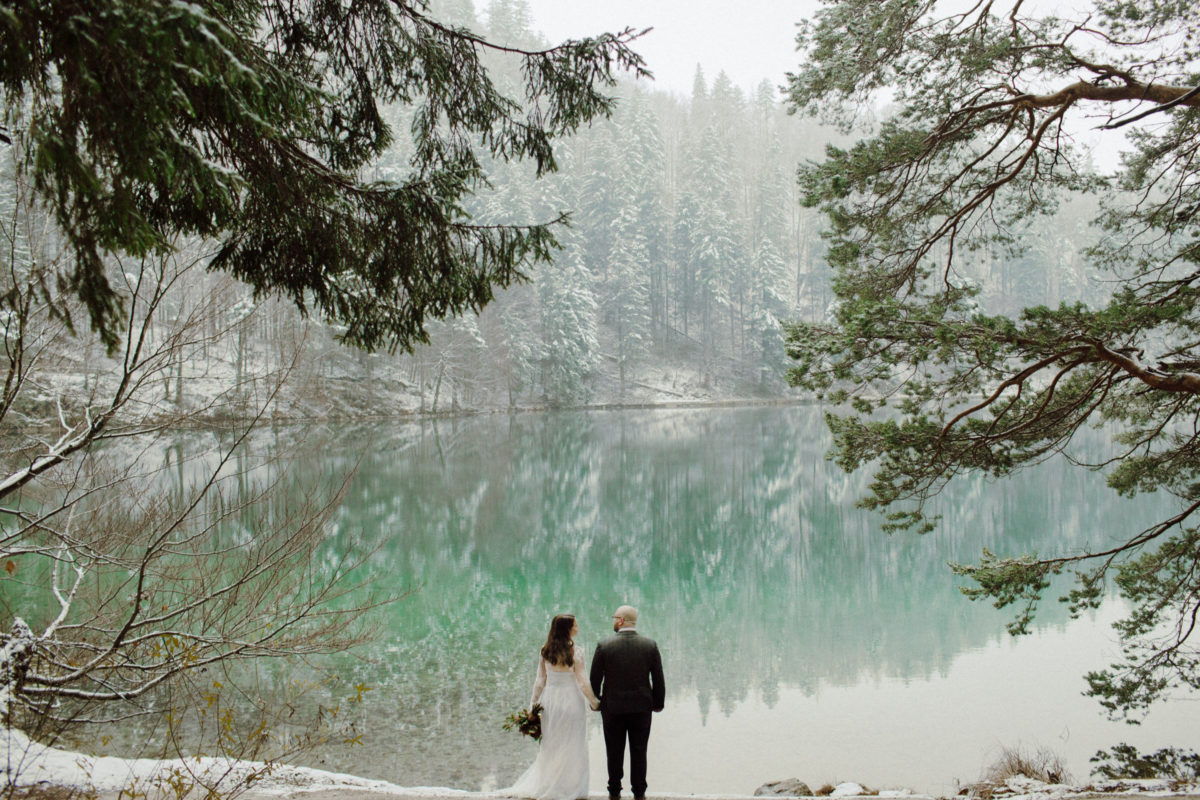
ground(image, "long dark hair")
xmin=540 ymin=613 xmax=576 ymax=667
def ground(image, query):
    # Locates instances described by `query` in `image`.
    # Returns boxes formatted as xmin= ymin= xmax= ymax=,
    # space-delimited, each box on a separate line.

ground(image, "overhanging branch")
xmin=1101 ymin=85 xmax=1200 ymax=129
xmin=1013 ymin=80 xmax=1200 ymax=110
xmin=1091 ymin=342 xmax=1200 ymax=394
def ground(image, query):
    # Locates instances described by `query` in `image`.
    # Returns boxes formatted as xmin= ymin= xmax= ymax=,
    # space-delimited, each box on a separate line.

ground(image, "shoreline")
xmin=5 ymin=394 xmax=811 ymax=435
xmin=7 ymin=728 xmax=1199 ymax=800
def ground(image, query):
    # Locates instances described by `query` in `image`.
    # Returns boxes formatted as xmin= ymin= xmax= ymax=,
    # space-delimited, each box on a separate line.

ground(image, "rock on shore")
xmin=752 ymin=776 xmax=1200 ymax=800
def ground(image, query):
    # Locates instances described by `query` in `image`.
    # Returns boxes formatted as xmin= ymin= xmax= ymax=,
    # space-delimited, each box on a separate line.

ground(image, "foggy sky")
xmin=522 ymin=0 xmax=823 ymax=99
xmin=520 ymin=0 xmax=1126 ymax=170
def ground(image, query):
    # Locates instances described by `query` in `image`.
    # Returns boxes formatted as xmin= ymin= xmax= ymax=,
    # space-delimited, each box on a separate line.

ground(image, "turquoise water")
xmin=75 ymin=406 xmax=1200 ymax=793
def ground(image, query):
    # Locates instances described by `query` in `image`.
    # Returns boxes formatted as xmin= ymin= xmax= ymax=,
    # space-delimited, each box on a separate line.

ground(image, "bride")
xmin=505 ymin=613 xmax=600 ymax=800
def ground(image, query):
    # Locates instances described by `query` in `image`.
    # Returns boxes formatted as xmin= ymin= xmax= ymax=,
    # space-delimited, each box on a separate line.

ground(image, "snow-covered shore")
xmin=4 ymin=726 xmax=458 ymax=798
xmin=7 ymin=727 xmax=1199 ymax=800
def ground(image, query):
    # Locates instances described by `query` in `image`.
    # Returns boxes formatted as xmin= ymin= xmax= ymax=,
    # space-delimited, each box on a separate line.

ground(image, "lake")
xmin=86 ymin=405 xmax=1200 ymax=794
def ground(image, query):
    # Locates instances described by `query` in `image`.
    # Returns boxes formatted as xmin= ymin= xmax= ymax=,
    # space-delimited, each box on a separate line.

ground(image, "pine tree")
xmin=484 ymin=0 xmax=538 ymax=48
xmin=601 ymin=204 xmax=653 ymax=398
xmin=786 ymin=0 xmax=1200 ymax=715
xmin=746 ymin=236 xmax=791 ymax=388
xmin=0 ymin=0 xmax=647 ymax=353
xmin=616 ymin=90 xmax=670 ymax=346
xmin=744 ymin=130 xmax=793 ymax=386
xmin=682 ymin=124 xmax=743 ymax=378
xmin=538 ymin=246 xmax=599 ymax=405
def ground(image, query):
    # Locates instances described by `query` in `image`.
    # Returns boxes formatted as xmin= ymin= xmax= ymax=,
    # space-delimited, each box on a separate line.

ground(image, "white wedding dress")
xmin=504 ymin=645 xmax=595 ymax=800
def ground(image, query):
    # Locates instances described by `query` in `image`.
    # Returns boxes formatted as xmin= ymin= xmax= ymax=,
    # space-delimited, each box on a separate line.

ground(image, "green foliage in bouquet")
xmin=502 ymin=704 xmax=543 ymax=741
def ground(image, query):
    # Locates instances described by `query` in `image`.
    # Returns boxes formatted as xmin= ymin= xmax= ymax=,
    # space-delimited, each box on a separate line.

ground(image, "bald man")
xmin=589 ymin=605 xmax=665 ymax=800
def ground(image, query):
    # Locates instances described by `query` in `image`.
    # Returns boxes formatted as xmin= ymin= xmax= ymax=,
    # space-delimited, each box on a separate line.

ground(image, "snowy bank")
xmin=5 ymin=727 xmax=1199 ymax=800
xmin=2 ymin=726 xmax=462 ymax=798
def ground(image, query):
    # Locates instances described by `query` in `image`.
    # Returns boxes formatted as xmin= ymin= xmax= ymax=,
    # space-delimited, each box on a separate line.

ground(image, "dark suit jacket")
xmin=590 ymin=630 xmax=665 ymax=714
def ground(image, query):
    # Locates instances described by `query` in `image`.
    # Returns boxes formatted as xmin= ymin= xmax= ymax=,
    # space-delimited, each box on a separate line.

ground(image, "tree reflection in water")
xmin=85 ymin=406 xmax=1176 ymax=790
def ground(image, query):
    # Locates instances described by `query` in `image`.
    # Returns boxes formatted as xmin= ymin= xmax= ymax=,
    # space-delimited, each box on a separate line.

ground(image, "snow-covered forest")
xmin=2 ymin=0 xmax=1113 ymax=423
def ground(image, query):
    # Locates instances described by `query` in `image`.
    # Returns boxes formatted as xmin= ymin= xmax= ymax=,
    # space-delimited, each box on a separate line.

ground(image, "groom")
xmin=589 ymin=605 xmax=665 ymax=800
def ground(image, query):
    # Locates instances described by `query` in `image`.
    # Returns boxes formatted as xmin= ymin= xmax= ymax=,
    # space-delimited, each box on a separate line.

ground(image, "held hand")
xmin=590 ymin=700 xmax=600 ymax=711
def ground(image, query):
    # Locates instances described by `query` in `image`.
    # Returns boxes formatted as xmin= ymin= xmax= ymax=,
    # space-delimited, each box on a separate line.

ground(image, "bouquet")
xmin=502 ymin=703 xmax=543 ymax=741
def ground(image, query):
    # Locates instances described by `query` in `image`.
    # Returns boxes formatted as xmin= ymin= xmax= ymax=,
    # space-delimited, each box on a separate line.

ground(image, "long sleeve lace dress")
xmin=504 ymin=645 xmax=599 ymax=800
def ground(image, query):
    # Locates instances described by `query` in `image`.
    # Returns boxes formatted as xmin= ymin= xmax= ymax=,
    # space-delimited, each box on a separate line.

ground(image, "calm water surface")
xmin=107 ymin=407 xmax=1200 ymax=793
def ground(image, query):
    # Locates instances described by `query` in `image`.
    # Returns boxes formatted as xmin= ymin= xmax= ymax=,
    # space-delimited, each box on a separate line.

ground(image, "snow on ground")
xmin=7 ymin=726 xmax=1199 ymax=800
xmin=2 ymin=726 xmax=463 ymax=798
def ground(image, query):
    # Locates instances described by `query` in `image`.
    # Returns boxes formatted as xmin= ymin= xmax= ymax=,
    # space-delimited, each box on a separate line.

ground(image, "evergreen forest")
xmin=3 ymin=0 xmax=1115 ymax=421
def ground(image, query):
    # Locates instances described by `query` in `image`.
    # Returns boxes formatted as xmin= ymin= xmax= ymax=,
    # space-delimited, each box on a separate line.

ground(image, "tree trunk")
xmin=432 ymin=359 xmax=446 ymax=412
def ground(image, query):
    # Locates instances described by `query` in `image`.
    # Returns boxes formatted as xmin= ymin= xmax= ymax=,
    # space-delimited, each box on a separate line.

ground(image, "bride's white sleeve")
xmin=530 ymin=654 xmax=547 ymax=707
xmin=573 ymin=645 xmax=599 ymax=709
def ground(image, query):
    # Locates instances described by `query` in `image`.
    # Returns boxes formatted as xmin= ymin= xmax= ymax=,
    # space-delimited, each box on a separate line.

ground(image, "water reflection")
xmin=89 ymin=406 xmax=1190 ymax=792
xmin=275 ymin=406 xmax=1173 ymax=789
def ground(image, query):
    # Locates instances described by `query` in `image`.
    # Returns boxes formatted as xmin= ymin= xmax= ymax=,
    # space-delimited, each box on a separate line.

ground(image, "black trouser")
xmin=601 ymin=710 xmax=653 ymax=798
